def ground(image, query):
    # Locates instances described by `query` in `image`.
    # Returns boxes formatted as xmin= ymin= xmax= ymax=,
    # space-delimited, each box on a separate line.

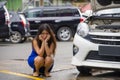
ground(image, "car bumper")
xmin=24 ymin=27 xmax=30 ymax=37
xmin=71 ymin=33 xmax=120 ymax=69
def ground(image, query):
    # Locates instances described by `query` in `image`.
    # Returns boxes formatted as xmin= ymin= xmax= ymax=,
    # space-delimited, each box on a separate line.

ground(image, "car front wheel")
xmin=76 ymin=66 xmax=91 ymax=75
xmin=57 ymin=27 xmax=72 ymax=41
xmin=10 ymin=31 xmax=22 ymax=43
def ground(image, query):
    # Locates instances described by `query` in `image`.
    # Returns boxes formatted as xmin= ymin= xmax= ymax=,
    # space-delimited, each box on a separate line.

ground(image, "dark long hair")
xmin=33 ymin=23 xmax=56 ymax=54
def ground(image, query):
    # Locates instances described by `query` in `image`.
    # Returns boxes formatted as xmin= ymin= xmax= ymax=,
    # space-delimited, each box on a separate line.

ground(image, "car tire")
xmin=76 ymin=66 xmax=91 ymax=75
xmin=10 ymin=31 xmax=22 ymax=43
xmin=19 ymin=37 xmax=27 ymax=43
xmin=57 ymin=27 xmax=72 ymax=41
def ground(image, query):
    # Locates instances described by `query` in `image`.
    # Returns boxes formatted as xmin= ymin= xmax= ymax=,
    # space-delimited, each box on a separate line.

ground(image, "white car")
xmin=71 ymin=0 xmax=120 ymax=75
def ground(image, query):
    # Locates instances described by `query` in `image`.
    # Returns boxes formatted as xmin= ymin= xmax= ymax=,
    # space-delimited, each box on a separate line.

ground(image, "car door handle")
xmin=35 ymin=21 xmax=41 ymax=23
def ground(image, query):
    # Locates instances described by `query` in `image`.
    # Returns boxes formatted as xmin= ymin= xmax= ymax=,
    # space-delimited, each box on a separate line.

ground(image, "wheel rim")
xmin=10 ymin=31 xmax=22 ymax=43
xmin=59 ymin=28 xmax=71 ymax=41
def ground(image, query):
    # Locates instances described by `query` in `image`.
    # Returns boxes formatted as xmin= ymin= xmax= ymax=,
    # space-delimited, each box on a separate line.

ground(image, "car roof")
xmin=25 ymin=6 xmax=79 ymax=11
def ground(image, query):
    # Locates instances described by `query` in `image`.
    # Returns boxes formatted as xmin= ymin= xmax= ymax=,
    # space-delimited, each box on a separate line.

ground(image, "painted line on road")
xmin=0 ymin=70 xmax=44 ymax=80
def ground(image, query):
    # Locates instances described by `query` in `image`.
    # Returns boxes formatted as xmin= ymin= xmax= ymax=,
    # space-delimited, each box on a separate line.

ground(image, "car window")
xmin=59 ymin=8 xmax=80 ymax=17
xmin=24 ymin=7 xmax=81 ymax=18
xmin=59 ymin=8 xmax=73 ymax=16
xmin=25 ymin=10 xmax=42 ymax=18
xmin=73 ymin=9 xmax=81 ymax=17
xmin=42 ymin=8 xmax=57 ymax=17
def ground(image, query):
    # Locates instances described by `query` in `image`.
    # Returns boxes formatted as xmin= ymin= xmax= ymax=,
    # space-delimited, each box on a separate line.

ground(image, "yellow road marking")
xmin=0 ymin=70 xmax=44 ymax=80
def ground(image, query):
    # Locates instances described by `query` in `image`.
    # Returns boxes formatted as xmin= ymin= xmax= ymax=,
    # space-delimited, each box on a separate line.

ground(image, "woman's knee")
xmin=34 ymin=56 xmax=44 ymax=64
xmin=45 ymin=56 xmax=54 ymax=63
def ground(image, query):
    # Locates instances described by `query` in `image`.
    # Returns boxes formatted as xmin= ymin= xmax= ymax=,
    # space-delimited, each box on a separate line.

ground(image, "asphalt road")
xmin=0 ymin=41 xmax=120 ymax=80
xmin=0 ymin=41 xmax=75 ymax=80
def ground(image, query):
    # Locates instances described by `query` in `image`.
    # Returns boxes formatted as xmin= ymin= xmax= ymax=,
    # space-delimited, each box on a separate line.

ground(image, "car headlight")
xmin=76 ymin=22 xmax=89 ymax=37
xmin=73 ymin=44 xmax=79 ymax=56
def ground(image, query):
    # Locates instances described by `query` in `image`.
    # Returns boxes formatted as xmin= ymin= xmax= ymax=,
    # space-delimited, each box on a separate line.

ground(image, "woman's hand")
xmin=39 ymin=35 xmax=44 ymax=42
xmin=45 ymin=35 xmax=50 ymax=42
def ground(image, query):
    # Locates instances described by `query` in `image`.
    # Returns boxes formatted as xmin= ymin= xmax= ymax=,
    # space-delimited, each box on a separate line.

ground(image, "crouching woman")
xmin=27 ymin=24 xmax=56 ymax=77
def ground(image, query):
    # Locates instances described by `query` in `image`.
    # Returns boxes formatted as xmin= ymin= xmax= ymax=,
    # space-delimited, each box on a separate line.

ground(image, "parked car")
xmin=71 ymin=0 xmax=120 ymax=75
xmin=9 ymin=11 xmax=30 ymax=43
xmin=23 ymin=6 xmax=82 ymax=41
xmin=0 ymin=1 xmax=10 ymax=40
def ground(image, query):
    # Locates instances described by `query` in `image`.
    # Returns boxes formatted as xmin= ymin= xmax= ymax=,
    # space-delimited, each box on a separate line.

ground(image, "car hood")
xmin=91 ymin=0 xmax=120 ymax=12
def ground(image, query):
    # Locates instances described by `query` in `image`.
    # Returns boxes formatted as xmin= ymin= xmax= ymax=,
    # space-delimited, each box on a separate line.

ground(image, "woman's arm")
xmin=45 ymin=42 xmax=54 ymax=56
xmin=32 ymin=39 xmax=45 ymax=57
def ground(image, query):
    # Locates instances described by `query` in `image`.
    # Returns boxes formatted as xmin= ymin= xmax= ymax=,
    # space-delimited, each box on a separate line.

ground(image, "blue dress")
xmin=28 ymin=49 xmax=38 ymax=69
xmin=27 ymin=49 xmax=53 ymax=73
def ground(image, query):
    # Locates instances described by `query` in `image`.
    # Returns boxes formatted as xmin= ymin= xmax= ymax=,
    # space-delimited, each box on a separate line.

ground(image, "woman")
xmin=28 ymin=24 xmax=56 ymax=77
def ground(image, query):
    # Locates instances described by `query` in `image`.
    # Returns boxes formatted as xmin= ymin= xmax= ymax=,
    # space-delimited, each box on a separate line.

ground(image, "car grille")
xmin=86 ymin=32 xmax=120 ymax=45
xmin=85 ymin=51 xmax=120 ymax=62
xmin=88 ymin=25 xmax=120 ymax=45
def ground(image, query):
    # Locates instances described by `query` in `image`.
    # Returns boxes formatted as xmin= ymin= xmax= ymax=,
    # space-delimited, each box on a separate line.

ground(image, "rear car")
xmin=0 ymin=1 xmax=10 ymax=39
xmin=9 ymin=11 xmax=30 ymax=43
xmin=71 ymin=0 xmax=120 ymax=75
xmin=24 ymin=6 xmax=82 ymax=41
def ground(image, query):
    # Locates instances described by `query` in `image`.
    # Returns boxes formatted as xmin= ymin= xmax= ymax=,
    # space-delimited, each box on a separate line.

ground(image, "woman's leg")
xmin=44 ymin=56 xmax=54 ymax=77
xmin=33 ymin=56 xmax=44 ymax=76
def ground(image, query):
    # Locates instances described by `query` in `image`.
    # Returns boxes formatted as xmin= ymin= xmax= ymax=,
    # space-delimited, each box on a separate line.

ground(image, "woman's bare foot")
xmin=45 ymin=72 xmax=51 ymax=77
xmin=33 ymin=72 xmax=39 ymax=77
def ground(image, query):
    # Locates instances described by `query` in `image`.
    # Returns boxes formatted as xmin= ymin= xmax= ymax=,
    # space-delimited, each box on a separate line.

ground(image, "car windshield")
xmin=25 ymin=10 xmax=42 ymax=18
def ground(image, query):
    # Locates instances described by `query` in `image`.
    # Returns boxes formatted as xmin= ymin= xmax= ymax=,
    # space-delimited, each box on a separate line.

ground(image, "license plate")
xmin=99 ymin=45 xmax=120 ymax=57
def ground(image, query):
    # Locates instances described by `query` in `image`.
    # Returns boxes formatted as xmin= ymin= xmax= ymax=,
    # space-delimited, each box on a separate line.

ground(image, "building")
xmin=0 ymin=0 xmax=89 ymax=11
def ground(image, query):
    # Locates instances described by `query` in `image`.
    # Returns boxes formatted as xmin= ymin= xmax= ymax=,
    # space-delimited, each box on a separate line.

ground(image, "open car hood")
xmin=91 ymin=0 xmax=120 ymax=12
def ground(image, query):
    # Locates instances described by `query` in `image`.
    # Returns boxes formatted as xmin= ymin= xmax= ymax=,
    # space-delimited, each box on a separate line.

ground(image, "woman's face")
xmin=40 ymin=30 xmax=49 ymax=40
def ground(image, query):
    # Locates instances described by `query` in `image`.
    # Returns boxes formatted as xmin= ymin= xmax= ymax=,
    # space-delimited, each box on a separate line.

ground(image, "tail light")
xmin=6 ymin=20 xmax=10 ymax=25
xmin=21 ymin=20 xmax=26 ymax=27
xmin=80 ymin=18 xmax=84 ymax=22
xmin=5 ymin=13 xmax=10 ymax=25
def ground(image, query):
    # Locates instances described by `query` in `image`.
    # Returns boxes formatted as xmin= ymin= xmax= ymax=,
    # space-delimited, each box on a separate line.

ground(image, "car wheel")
xmin=57 ymin=27 xmax=72 ymax=41
xmin=10 ymin=31 xmax=22 ymax=43
xmin=76 ymin=66 xmax=91 ymax=75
